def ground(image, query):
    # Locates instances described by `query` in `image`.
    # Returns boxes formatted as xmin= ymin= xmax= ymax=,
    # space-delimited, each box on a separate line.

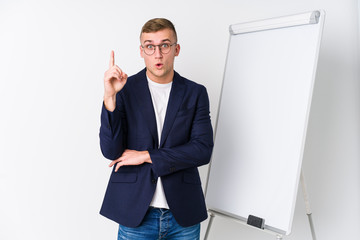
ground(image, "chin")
xmin=149 ymin=69 xmax=166 ymax=78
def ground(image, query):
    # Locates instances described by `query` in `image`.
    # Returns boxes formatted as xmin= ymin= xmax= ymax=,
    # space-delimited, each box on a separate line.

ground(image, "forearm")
xmin=99 ymin=102 xmax=126 ymax=160
xmin=149 ymin=134 xmax=213 ymax=177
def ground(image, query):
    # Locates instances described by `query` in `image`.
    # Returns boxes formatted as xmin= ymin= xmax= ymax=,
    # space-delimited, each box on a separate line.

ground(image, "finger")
xmin=113 ymin=65 xmax=126 ymax=78
xmin=113 ymin=154 xmax=127 ymax=165
xmin=105 ymin=67 xmax=121 ymax=79
xmin=109 ymin=159 xmax=120 ymax=167
xmin=115 ymin=162 xmax=124 ymax=172
xmin=113 ymin=66 xmax=124 ymax=78
xmin=109 ymin=50 xmax=115 ymax=68
xmin=108 ymin=66 xmax=126 ymax=82
xmin=122 ymin=73 xmax=128 ymax=80
xmin=110 ymin=72 xmax=121 ymax=81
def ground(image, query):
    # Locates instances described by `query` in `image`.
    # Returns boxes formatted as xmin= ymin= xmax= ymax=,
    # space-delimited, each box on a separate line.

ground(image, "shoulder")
xmin=174 ymin=71 xmax=207 ymax=93
xmin=115 ymin=69 xmax=146 ymax=103
xmin=125 ymin=68 xmax=147 ymax=87
xmin=117 ymin=68 xmax=147 ymax=94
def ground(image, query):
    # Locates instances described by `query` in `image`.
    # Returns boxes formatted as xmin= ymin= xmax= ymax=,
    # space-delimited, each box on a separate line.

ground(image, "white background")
xmin=0 ymin=0 xmax=359 ymax=240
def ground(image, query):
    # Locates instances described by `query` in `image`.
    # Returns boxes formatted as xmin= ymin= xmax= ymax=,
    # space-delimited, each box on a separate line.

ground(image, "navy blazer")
xmin=99 ymin=68 xmax=214 ymax=227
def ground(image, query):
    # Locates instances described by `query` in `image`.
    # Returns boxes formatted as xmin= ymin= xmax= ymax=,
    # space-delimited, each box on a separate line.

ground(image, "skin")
xmin=139 ymin=29 xmax=180 ymax=84
xmin=103 ymin=28 xmax=180 ymax=172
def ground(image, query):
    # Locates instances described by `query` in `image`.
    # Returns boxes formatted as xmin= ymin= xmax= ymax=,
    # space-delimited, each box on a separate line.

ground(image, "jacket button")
xmin=152 ymin=179 xmax=156 ymax=184
xmin=170 ymin=167 xmax=176 ymax=172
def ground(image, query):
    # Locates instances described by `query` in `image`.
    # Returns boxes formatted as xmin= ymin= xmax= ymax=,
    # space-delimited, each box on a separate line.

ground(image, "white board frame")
xmin=205 ymin=10 xmax=325 ymax=236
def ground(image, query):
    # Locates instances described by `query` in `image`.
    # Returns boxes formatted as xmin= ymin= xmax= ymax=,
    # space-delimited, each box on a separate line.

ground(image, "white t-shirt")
xmin=147 ymin=76 xmax=172 ymax=209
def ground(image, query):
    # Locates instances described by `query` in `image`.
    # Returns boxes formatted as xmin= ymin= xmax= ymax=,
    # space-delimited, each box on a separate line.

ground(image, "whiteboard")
xmin=205 ymin=11 xmax=325 ymax=235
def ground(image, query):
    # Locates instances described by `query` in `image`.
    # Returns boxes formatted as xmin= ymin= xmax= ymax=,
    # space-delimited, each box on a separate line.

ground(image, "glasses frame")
xmin=141 ymin=42 xmax=177 ymax=56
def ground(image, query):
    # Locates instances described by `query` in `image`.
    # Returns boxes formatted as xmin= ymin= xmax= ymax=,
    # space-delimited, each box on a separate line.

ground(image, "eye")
xmin=146 ymin=45 xmax=154 ymax=49
xmin=161 ymin=43 xmax=170 ymax=49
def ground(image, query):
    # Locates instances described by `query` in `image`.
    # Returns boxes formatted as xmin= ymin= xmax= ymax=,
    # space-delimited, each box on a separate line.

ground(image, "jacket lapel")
xmin=160 ymin=72 xmax=185 ymax=147
xmin=132 ymin=69 xmax=159 ymax=147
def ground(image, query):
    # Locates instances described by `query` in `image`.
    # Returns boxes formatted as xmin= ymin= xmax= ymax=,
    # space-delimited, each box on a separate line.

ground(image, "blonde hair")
xmin=140 ymin=18 xmax=177 ymax=42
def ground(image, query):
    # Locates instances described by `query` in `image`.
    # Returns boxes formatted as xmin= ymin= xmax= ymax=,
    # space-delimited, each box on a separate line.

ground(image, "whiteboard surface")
xmin=205 ymin=11 xmax=324 ymax=235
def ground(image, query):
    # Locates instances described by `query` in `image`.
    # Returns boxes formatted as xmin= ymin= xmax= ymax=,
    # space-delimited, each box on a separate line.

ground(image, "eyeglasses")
xmin=141 ymin=43 xmax=177 ymax=56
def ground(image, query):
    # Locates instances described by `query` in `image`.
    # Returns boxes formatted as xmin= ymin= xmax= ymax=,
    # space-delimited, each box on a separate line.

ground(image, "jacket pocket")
xmin=111 ymin=172 xmax=138 ymax=183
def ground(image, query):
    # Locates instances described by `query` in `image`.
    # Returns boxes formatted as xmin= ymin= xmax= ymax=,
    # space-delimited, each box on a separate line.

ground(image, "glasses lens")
xmin=160 ymin=44 xmax=170 ymax=54
xmin=144 ymin=45 xmax=155 ymax=55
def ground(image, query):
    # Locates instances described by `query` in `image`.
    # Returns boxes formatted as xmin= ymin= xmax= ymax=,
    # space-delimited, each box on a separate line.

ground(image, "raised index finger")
xmin=109 ymin=50 xmax=115 ymax=68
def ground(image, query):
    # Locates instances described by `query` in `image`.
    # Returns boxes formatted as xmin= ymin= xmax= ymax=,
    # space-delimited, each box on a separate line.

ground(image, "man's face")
xmin=140 ymin=29 xmax=180 ymax=83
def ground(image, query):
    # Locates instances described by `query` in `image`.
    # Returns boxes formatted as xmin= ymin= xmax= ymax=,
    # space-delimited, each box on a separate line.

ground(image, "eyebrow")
xmin=143 ymin=39 xmax=172 ymax=44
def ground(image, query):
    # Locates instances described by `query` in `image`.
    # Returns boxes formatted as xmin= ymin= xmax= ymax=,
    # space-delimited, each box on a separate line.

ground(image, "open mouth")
xmin=156 ymin=63 xmax=163 ymax=68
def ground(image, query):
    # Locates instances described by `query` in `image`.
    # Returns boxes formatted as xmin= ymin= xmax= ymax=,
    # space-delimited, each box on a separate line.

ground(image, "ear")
xmin=140 ymin=45 xmax=144 ymax=58
xmin=175 ymin=44 xmax=180 ymax=57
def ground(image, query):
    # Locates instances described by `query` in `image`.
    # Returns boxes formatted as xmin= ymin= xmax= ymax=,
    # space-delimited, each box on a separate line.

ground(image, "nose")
xmin=154 ymin=46 xmax=163 ymax=58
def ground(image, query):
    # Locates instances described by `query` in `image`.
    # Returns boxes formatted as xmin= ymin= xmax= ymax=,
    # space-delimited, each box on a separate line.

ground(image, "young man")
xmin=99 ymin=18 xmax=214 ymax=239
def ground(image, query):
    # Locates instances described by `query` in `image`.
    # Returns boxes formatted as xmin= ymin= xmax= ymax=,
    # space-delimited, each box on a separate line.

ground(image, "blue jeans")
xmin=118 ymin=207 xmax=200 ymax=240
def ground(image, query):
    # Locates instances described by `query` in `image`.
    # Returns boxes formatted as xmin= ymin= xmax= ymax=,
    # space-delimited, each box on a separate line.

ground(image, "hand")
xmin=103 ymin=50 xmax=128 ymax=111
xmin=109 ymin=149 xmax=152 ymax=172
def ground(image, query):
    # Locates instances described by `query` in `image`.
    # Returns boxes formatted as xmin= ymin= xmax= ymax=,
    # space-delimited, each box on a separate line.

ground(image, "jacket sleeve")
xmin=99 ymin=92 xmax=126 ymax=160
xmin=148 ymin=86 xmax=214 ymax=176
